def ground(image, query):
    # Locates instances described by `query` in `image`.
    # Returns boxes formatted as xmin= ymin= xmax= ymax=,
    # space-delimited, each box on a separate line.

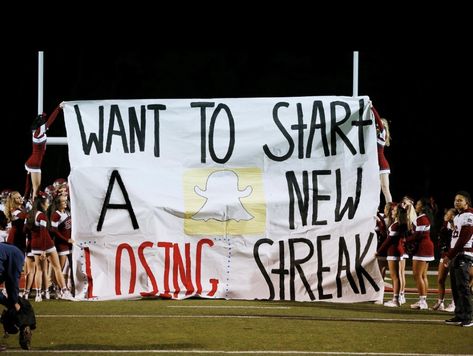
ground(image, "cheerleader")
xmin=24 ymin=103 xmax=63 ymax=201
xmin=371 ymin=105 xmax=392 ymax=205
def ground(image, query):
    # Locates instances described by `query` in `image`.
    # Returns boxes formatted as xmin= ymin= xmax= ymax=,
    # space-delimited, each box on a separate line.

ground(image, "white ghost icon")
xmin=192 ymin=170 xmax=254 ymax=222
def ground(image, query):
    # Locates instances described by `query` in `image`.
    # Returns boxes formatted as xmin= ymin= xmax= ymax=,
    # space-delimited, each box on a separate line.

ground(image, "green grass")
xmin=2 ymin=296 xmax=471 ymax=355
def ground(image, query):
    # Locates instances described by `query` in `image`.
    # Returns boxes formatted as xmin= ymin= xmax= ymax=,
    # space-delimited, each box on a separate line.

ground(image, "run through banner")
xmin=63 ymin=96 xmax=383 ymax=302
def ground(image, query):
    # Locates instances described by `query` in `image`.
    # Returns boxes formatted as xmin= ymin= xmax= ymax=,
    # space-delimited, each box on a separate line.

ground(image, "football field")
xmin=2 ymin=292 xmax=472 ymax=355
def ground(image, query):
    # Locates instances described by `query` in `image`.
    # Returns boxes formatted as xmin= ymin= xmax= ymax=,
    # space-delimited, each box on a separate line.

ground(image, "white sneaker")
xmin=419 ymin=299 xmax=428 ymax=310
xmin=34 ymin=294 xmax=42 ymax=302
xmin=410 ymin=301 xmax=420 ymax=309
xmin=399 ymin=294 xmax=406 ymax=305
xmin=432 ymin=300 xmax=445 ymax=311
xmin=384 ymin=299 xmax=400 ymax=307
xmin=60 ymin=289 xmax=74 ymax=300
xmin=444 ymin=302 xmax=455 ymax=312
xmin=22 ymin=291 xmax=29 ymax=300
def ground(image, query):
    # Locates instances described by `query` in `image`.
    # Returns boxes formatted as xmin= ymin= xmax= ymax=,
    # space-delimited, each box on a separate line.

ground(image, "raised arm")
xmin=45 ymin=104 xmax=63 ymax=129
xmin=371 ymin=105 xmax=384 ymax=131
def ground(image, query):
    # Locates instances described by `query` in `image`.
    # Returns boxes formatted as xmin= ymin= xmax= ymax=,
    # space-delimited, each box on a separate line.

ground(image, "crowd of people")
xmin=1 ymin=181 xmax=74 ymax=301
xmin=0 ymin=104 xmax=73 ymax=350
xmin=372 ymin=104 xmax=473 ymax=327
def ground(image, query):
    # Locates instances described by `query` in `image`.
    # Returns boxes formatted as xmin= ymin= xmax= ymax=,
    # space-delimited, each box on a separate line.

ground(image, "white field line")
xmin=36 ymin=314 xmax=446 ymax=323
xmin=167 ymin=305 xmax=291 ymax=309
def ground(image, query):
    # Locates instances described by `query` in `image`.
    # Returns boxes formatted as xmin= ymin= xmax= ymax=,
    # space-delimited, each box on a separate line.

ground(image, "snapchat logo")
xmin=184 ymin=168 xmax=265 ymax=235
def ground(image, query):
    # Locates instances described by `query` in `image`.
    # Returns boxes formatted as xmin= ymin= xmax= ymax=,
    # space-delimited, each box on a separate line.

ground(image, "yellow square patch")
xmin=184 ymin=168 xmax=265 ymax=235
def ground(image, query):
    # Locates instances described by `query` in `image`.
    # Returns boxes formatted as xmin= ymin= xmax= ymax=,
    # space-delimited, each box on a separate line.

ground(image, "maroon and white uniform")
xmin=24 ymin=106 xmax=61 ymax=173
xmin=50 ymin=209 xmax=72 ymax=256
xmin=408 ymin=213 xmax=435 ymax=261
xmin=375 ymin=212 xmax=388 ymax=259
xmin=371 ymin=106 xmax=390 ymax=174
xmin=6 ymin=207 xmax=27 ymax=253
xmin=448 ymin=207 xmax=473 ymax=259
xmin=30 ymin=211 xmax=56 ymax=255
xmin=377 ymin=221 xmax=406 ymax=260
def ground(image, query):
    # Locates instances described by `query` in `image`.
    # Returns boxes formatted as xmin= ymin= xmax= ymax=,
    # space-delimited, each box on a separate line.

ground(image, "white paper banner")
xmin=63 ymin=96 xmax=382 ymax=302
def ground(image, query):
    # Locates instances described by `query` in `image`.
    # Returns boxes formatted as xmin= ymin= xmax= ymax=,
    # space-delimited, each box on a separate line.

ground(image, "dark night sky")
xmin=2 ymin=49 xmax=471 ymax=212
